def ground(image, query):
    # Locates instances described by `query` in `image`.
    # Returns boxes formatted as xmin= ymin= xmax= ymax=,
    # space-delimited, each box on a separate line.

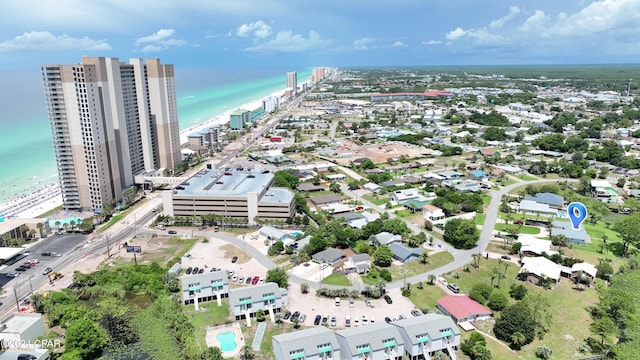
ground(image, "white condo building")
xmin=42 ymin=57 xmax=181 ymax=213
xmin=287 ymin=71 xmax=298 ymax=94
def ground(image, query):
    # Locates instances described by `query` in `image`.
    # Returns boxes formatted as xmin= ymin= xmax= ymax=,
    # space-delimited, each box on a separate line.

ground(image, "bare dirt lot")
xmin=332 ymin=139 xmax=431 ymax=165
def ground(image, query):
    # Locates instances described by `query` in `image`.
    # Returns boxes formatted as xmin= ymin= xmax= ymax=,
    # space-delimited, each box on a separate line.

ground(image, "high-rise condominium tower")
xmin=287 ymin=71 xmax=297 ymax=94
xmin=42 ymin=57 xmax=181 ymax=213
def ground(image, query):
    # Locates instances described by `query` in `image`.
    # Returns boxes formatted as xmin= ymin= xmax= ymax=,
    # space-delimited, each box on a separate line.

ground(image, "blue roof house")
xmin=389 ymin=243 xmax=424 ymax=263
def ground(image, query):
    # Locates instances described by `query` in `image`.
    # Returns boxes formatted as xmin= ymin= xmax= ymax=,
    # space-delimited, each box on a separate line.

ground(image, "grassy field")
xmin=185 ymin=302 xmax=231 ymax=348
xmin=482 ymin=194 xmax=492 ymax=206
xmin=517 ymin=174 xmax=538 ymax=181
xmin=388 ymin=251 xmax=454 ymax=280
xmin=437 ymin=258 xmax=600 ymax=360
xmin=322 ymin=273 xmax=352 ymax=286
xmin=97 ymin=213 xmax=127 ymax=233
xmin=499 ymin=178 xmax=518 ymax=186
xmin=408 ymin=283 xmax=447 ymax=311
xmin=494 ymin=223 xmax=541 ymax=235
xmin=362 ymin=194 xmax=390 ymax=206
xmin=475 ymin=213 xmax=486 ymax=226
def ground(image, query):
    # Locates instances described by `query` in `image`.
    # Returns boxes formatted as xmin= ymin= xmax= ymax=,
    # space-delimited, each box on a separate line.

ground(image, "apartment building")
xmin=41 ymin=57 xmax=180 ymax=212
xmin=273 ymin=327 xmax=340 ymax=360
xmin=390 ymin=314 xmax=460 ymax=359
xmin=287 ymin=71 xmax=298 ymax=94
xmin=335 ymin=323 xmax=405 ymax=360
xmin=228 ymin=282 xmax=288 ymax=320
xmin=181 ymin=270 xmax=230 ymax=305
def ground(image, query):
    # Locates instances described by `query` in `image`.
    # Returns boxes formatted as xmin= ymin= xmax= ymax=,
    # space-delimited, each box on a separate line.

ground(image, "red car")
xmin=251 ymin=276 xmax=260 ymax=285
xmin=513 ymin=220 xmax=524 ymax=225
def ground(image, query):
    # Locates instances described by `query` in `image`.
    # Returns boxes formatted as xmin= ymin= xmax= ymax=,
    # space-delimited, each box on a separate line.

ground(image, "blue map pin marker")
xmin=567 ymin=202 xmax=588 ymax=230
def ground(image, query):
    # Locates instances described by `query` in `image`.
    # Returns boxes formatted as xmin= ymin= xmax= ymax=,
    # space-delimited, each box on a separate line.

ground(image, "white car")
xmin=438 ymin=277 xmax=448 ymax=286
xmin=27 ymin=259 xmax=39 ymax=264
xmin=6 ymin=272 xmax=19 ymax=278
xmin=362 ymin=315 xmax=368 ymax=325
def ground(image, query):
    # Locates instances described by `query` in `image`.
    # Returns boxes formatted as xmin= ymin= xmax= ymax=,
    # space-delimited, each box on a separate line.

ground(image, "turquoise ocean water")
xmin=0 ymin=67 xmax=311 ymax=202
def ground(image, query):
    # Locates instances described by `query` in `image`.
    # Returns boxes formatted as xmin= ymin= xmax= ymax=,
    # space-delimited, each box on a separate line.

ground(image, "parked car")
xmin=335 ymin=297 xmax=341 ymax=306
xmin=15 ymin=266 xmax=27 ymax=272
xmin=330 ymin=316 xmax=337 ymax=327
xmin=251 ymin=276 xmax=260 ymax=285
xmin=41 ymin=252 xmax=51 ymax=256
xmin=513 ymin=220 xmax=523 ymax=225
xmin=27 ymin=259 xmax=39 ymax=264
xmin=385 ymin=317 xmax=392 ymax=323
xmin=168 ymin=230 xmax=177 ymax=235
xmin=365 ymin=299 xmax=372 ymax=307
xmin=362 ymin=315 xmax=368 ymax=325
xmin=299 ymin=314 xmax=307 ymax=323
xmin=398 ymin=314 xmax=407 ymax=320
xmin=42 ymin=267 xmax=53 ymax=275
xmin=192 ymin=267 xmax=199 ymax=274
xmin=6 ymin=272 xmax=19 ymax=278
xmin=321 ymin=315 xmax=328 ymax=325
xmin=18 ymin=354 xmax=37 ymax=360
xmin=186 ymin=267 xmax=193 ymax=275
xmin=447 ymin=283 xmax=461 ymax=294
xmin=314 ymin=315 xmax=321 ymax=325
xmin=238 ymin=276 xmax=244 ymax=283
xmin=345 ymin=316 xmax=351 ymax=327
xmin=411 ymin=309 xmax=423 ymax=317
xmin=501 ymin=255 xmax=512 ymax=260
xmin=283 ymin=311 xmax=292 ymax=320
xmin=291 ymin=311 xmax=300 ymax=322
xmin=353 ymin=319 xmax=360 ymax=327
xmin=198 ymin=268 xmax=204 ymax=274
xmin=384 ymin=295 xmax=393 ymax=304
xmin=259 ymin=278 xmax=264 ymax=284
xmin=438 ymin=277 xmax=448 ymax=286
xmin=231 ymin=256 xmax=238 ymax=263
xmin=349 ymin=299 xmax=355 ymax=307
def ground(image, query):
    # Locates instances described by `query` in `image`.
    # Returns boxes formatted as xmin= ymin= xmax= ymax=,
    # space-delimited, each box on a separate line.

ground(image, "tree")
xmin=373 ymin=245 xmax=393 ymax=267
xmin=612 ymin=213 xmax=640 ymax=256
xmin=509 ymin=284 xmax=527 ymax=300
xmin=551 ymin=234 xmax=568 ymax=248
xmin=443 ymin=218 xmax=480 ymax=249
xmin=487 ymin=292 xmax=509 ymax=311
xmin=590 ymin=316 xmax=618 ymax=346
xmin=494 ymin=302 xmax=537 ymax=349
xmin=596 ymin=258 xmax=614 ymax=280
xmin=469 ymin=283 xmax=493 ymax=304
xmin=420 ymin=251 xmax=429 ymax=264
xmin=240 ymin=345 xmax=255 ymax=360
xmin=461 ymin=332 xmax=492 ymax=360
xmin=266 ymin=267 xmax=288 ymax=288
xmin=329 ymin=182 xmax=342 ymax=193
xmin=535 ymin=345 xmax=552 ymax=360
xmin=201 ymin=346 xmax=224 ymax=360
xmin=64 ymin=318 xmax=108 ymax=359
xmin=300 ymin=283 xmax=310 ymax=294
xmin=427 ymin=274 xmax=436 ymax=285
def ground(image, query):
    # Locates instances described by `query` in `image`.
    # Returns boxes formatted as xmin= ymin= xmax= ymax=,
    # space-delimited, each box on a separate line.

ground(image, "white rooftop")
xmin=520 ymin=256 xmax=562 ymax=280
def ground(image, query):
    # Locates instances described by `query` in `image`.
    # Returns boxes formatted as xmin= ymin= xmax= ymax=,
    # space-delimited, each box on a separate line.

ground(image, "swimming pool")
xmin=216 ymin=331 xmax=238 ymax=352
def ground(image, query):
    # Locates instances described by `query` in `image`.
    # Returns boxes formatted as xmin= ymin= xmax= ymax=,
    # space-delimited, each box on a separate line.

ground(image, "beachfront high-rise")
xmin=286 ymin=71 xmax=297 ymax=94
xmin=41 ymin=57 xmax=181 ymax=213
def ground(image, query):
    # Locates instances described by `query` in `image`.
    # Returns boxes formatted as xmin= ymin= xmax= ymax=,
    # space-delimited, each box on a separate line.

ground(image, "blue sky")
xmin=0 ymin=0 xmax=638 ymax=70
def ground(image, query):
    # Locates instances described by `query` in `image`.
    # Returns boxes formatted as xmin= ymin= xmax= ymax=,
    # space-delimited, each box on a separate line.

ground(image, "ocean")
xmin=0 ymin=67 xmax=311 ymax=202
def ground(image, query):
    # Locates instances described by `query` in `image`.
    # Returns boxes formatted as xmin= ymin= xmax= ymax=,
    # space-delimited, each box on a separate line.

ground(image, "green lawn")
xmin=408 ymin=283 xmax=447 ymax=311
xmin=481 ymin=194 xmax=492 ymax=206
xmin=97 ymin=213 xmax=127 ymax=233
xmin=498 ymin=178 xmax=518 ymax=186
xmin=475 ymin=213 xmax=486 ymax=226
xmin=185 ymin=301 xmax=231 ymax=348
xmin=388 ymin=251 xmax=454 ymax=280
xmin=439 ymin=258 xmax=600 ymax=360
xmin=517 ymin=174 xmax=538 ymax=181
xmin=395 ymin=209 xmax=414 ymax=217
xmin=322 ymin=273 xmax=352 ymax=286
xmin=362 ymin=194 xmax=390 ymax=206
xmin=494 ymin=223 xmax=541 ymax=235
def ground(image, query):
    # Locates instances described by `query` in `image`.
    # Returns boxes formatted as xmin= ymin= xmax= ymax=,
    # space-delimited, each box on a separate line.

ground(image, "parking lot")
xmin=285 ymin=284 xmax=419 ymax=328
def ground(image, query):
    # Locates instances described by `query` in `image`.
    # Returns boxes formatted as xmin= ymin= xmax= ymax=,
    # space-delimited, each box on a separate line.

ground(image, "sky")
xmin=0 ymin=0 xmax=638 ymax=70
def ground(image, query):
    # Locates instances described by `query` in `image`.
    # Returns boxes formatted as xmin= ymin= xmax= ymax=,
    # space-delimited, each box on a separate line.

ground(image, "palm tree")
xmin=420 ymin=251 xmax=429 ymax=264
xmin=510 ymin=332 xmax=527 ymax=349
xmin=427 ymin=274 xmax=436 ymax=285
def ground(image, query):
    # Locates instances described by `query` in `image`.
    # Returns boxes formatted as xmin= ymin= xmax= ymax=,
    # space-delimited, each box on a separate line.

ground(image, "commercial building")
xmin=187 ymin=125 xmax=220 ymax=147
xmin=42 ymin=57 xmax=180 ymax=212
xmin=228 ymin=282 xmax=288 ymax=320
xmin=162 ymin=168 xmax=295 ymax=225
xmin=0 ymin=313 xmax=51 ymax=359
xmin=273 ymin=327 xmax=341 ymax=360
xmin=181 ymin=270 xmax=229 ymax=305
xmin=229 ymin=109 xmax=251 ymax=130
xmin=287 ymin=71 xmax=298 ymax=94
xmin=0 ymin=218 xmax=50 ymax=241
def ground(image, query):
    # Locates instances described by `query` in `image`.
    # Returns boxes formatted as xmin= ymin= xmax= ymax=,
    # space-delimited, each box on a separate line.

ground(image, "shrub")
xmin=535 ymin=345 xmax=552 ymax=359
xmin=300 ymin=283 xmax=310 ymax=294
xmin=379 ymin=269 xmax=392 ymax=282
xmin=487 ymin=292 xmax=509 ymax=311
xmin=469 ymin=283 xmax=493 ymax=304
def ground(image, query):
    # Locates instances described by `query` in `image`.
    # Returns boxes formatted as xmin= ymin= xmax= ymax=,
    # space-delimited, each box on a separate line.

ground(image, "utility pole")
xmin=106 ymin=233 xmax=111 ymax=258
xmin=28 ymin=276 xmax=34 ymax=296
xmin=13 ymin=288 xmax=19 ymax=312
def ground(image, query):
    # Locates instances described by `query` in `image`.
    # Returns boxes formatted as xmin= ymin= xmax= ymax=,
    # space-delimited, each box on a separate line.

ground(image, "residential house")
xmin=436 ymin=295 xmax=493 ymax=324
xmin=469 ymin=170 xmax=486 ymax=179
xmin=389 ymin=189 xmax=421 ymax=203
xmin=518 ymin=256 xmax=562 ymax=286
xmin=259 ymin=226 xmax=291 ymax=242
xmin=495 ymin=164 xmax=523 ymax=174
xmin=297 ymin=183 xmax=325 ymax=192
xmin=478 ymin=148 xmax=500 ymax=158
xmin=389 ymin=243 xmax=424 ymax=263
xmin=335 ymin=322 xmax=405 ymax=360
xmin=454 ymin=181 xmax=483 ymax=193
xmin=551 ymin=221 xmax=592 ymax=244
xmin=312 ymin=247 xmax=346 ymax=265
xmin=326 ymin=174 xmax=347 ymax=181
xmin=438 ymin=171 xmax=462 ymax=180
xmin=391 ymin=314 xmax=460 ymax=360
xmin=343 ymin=254 xmax=371 ymax=274
xmin=403 ymin=200 xmax=431 ymax=213
xmin=229 ymin=282 xmax=288 ymax=320
xmin=181 ymin=270 xmax=230 ymax=305
xmin=517 ymin=235 xmax=558 ymax=256
xmin=310 ymin=194 xmax=345 ymax=207
xmin=523 ymin=193 xmax=565 ymax=209
xmin=423 ymin=204 xmax=445 ymax=222
xmin=571 ymin=262 xmax=598 ymax=286
xmin=373 ymin=232 xmax=402 ymax=246
xmin=518 ymin=200 xmax=557 ymax=216
xmin=273 ymin=326 xmax=341 ymax=360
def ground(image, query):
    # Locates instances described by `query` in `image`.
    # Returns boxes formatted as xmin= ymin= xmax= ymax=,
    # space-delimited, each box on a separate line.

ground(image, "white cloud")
xmin=245 ymin=30 xmax=330 ymax=53
xmin=423 ymin=40 xmax=443 ymax=45
xmin=446 ymin=27 xmax=467 ymax=40
xmin=518 ymin=10 xmax=550 ymax=33
xmin=489 ymin=6 xmax=520 ymax=28
xmin=353 ymin=37 xmax=377 ymax=50
xmin=236 ymin=20 xmax=272 ymax=38
xmin=135 ymin=28 xmax=186 ymax=52
xmin=0 ymin=31 xmax=111 ymax=51
xmin=392 ymin=41 xmax=406 ymax=48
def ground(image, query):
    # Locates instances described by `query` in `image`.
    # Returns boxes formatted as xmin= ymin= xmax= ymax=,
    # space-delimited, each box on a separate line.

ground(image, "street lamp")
xmin=402 ymin=269 xmax=407 ymax=289
xmin=28 ymin=275 xmax=34 ymax=296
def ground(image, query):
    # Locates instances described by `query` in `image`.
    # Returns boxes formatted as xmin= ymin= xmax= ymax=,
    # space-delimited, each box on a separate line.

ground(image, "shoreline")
xmin=1 ymin=87 xmax=287 ymax=220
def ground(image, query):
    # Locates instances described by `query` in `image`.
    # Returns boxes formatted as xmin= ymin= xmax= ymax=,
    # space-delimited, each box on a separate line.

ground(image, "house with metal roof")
xmin=259 ymin=226 xmax=291 ymax=241
xmin=390 ymin=314 xmax=460 ymax=359
xmin=373 ymin=232 xmax=402 ymax=246
xmin=343 ymin=253 xmax=371 ymax=274
xmin=518 ymin=256 xmax=562 ymax=285
xmin=551 ymin=220 xmax=592 ymax=244
xmin=181 ymin=270 xmax=229 ymax=305
xmin=309 ymin=194 xmax=345 ymax=207
xmin=437 ymin=295 xmax=493 ymax=324
xmin=523 ymin=192 xmax=565 ymax=208
xmin=518 ymin=199 xmax=557 ymax=216
xmin=273 ymin=327 xmax=341 ymax=360
xmin=228 ymin=282 xmax=288 ymax=320
xmin=312 ymin=247 xmax=346 ymax=264
xmin=389 ymin=243 xmax=424 ymax=263
xmin=335 ymin=322 xmax=405 ymax=360
xmin=389 ymin=188 xmax=421 ymax=203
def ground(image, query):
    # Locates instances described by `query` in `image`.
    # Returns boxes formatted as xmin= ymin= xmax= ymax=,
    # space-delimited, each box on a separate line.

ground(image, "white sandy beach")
xmin=1 ymin=88 xmax=287 ymax=220
xmin=178 ymin=88 xmax=286 ymax=144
